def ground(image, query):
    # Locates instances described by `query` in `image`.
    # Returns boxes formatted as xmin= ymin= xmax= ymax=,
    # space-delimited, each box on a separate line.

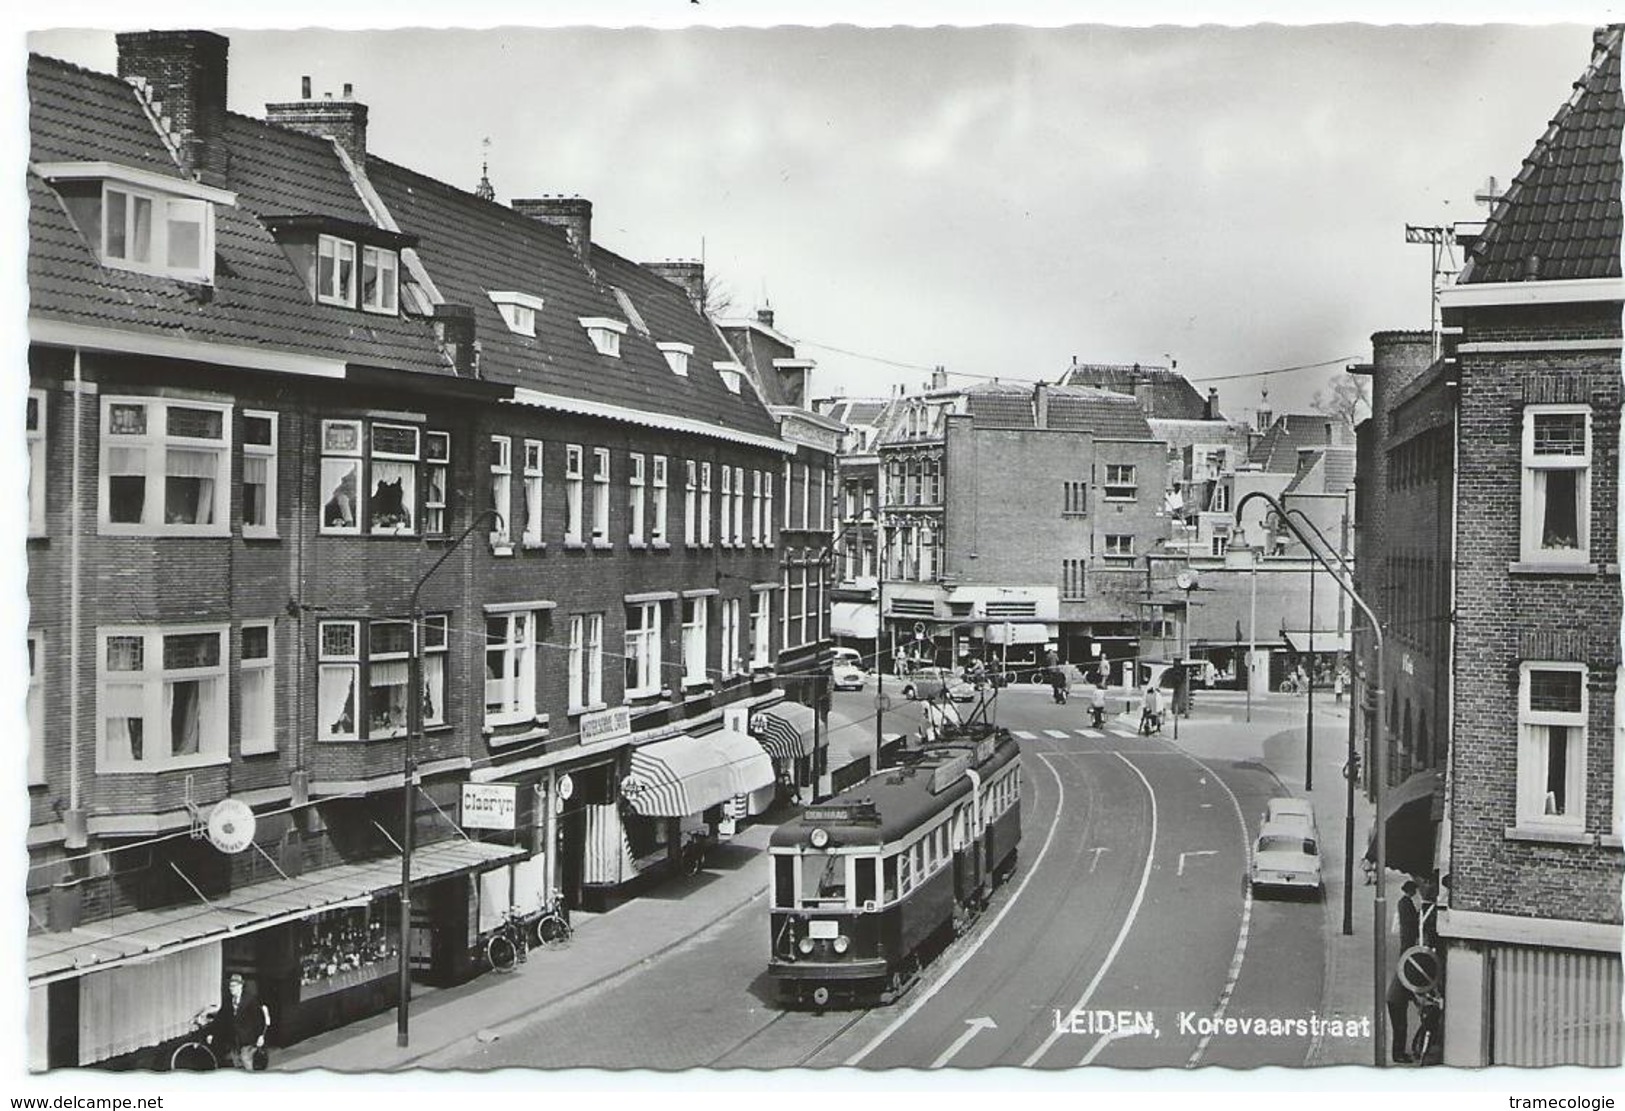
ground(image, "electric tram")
xmin=766 ymin=710 xmax=1021 ymax=1008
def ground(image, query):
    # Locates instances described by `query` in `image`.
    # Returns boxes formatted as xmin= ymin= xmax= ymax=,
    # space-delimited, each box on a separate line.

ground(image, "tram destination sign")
xmin=802 ymin=800 xmax=880 ymax=825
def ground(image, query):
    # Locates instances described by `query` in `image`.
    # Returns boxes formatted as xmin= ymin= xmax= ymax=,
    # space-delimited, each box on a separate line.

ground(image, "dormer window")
xmin=657 ymin=342 xmax=694 ymax=376
xmin=490 ymin=291 xmax=546 ymax=337
xmin=580 ymin=317 xmax=628 ymax=358
xmin=318 ymin=235 xmax=358 ymax=306
xmin=362 ymin=245 xmax=399 ymax=314
xmin=716 ymin=362 xmax=745 ymax=393
xmin=262 ymin=215 xmax=415 ymax=316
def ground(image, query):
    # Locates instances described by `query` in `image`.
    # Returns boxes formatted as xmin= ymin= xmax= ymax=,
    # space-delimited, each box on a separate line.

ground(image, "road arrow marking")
xmin=1177 ymin=850 xmax=1218 ymax=877
xmin=1089 ymin=846 xmax=1109 ymax=873
xmin=930 ymin=1016 xmax=998 ymax=1068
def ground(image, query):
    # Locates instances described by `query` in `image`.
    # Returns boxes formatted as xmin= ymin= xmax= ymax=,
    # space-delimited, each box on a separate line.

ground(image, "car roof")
xmin=1266 ymin=798 xmax=1314 ymax=816
xmin=1257 ymin=821 xmax=1319 ymax=845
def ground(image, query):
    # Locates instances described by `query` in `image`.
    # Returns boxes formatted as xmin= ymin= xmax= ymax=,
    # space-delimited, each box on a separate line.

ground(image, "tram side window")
xmin=774 ymin=855 xmax=794 ymax=908
xmin=925 ymin=831 xmax=937 ymax=869
xmin=801 ymin=851 xmax=846 ymax=906
xmin=855 ymin=857 xmax=877 ymax=908
xmin=898 ymin=851 xmax=912 ymax=895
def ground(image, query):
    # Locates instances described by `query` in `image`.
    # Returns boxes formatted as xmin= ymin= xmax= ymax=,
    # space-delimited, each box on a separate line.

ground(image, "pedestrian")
xmin=1090 ymin=680 xmax=1107 ymax=729
xmin=1140 ymin=684 xmax=1163 ymax=735
xmin=1334 ymin=669 xmax=1346 ymax=704
xmin=214 ymin=972 xmax=271 ymax=1070
xmin=1385 ymin=880 xmax=1423 ymax=1063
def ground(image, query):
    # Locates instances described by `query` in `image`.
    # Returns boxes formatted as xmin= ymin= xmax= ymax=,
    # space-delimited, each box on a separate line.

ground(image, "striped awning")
xmin=623 ymin=730 xmax=776 ymax=818
xmin=750 ymin=702 xmax=814 ymax=763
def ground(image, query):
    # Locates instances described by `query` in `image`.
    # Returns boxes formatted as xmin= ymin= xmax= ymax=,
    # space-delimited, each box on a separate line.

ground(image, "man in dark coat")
xmin=215 ymin=972 xmax=271 ymax=1070
xmin=1385 ymin=880 xmax=1423 ymax=1062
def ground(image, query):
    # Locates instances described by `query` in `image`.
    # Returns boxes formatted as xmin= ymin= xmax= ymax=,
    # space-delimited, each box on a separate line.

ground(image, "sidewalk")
xmin=1168 ymin=694 xmax=1384 ymax=1067
xmin=275 ymin=821 xmax=774 ymax=1072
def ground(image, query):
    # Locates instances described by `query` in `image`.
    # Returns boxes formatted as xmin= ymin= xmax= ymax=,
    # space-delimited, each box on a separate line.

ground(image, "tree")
xmin=702 ymin=274 xmax=734 ymax=318
xmin=1313 ymin=372 xmax=1370 ymax=426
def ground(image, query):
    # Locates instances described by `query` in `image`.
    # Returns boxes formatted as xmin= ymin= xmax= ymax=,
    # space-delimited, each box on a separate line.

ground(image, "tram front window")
xmin=800 ymin=851 xmax=846 ymax=906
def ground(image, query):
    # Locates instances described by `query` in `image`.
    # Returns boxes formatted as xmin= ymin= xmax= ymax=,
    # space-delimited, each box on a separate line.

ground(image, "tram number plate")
xmin=809 ymin=920 xmax=839 ymax=939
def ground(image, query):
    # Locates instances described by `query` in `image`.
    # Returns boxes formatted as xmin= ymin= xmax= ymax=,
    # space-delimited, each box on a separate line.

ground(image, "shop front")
xmin=27 ymin=839 xmax=523 ymax=1068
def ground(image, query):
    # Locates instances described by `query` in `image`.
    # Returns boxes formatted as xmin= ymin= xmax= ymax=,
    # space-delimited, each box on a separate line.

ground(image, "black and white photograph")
xmin=8 ymin=0 xmax=1623 ymax=1095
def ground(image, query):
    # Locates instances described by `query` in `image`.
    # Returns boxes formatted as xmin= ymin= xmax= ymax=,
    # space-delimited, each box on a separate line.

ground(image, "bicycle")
xmin=532 ymin=893 xmax=572 ymax=949
xmin=169 ymin=1009 xmax=221 ymax=1071
xmin=680 ymin=830 xmax=711 ymax=877
xmin=484 ymin=907 xmax=531 ymax=972
xmin=1410 ymin=989 xmax=1444 ymax=1064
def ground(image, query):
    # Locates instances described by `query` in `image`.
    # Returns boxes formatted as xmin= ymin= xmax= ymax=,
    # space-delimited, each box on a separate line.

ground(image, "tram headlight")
xmin=798 ymin=937 xmax=815 ymax=954
xmin=809 ymin=828 xmax=830 ymax=848
xmin=833 ymin=935 xmax=850 ymax=954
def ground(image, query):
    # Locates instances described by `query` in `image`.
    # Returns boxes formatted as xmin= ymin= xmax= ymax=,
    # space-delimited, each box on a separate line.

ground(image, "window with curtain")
xmin=101 ymin=398 xmax=231 ymax=535
xmin=651 ymin=456 xmax=669 ymax=544
xmin=1521 ymin=406 xmax=1591 ymax=562
xmin=592 ymin=448 xmax=611 ymax=544
xmin=683 ymin=460 xmax=698 ymax=547
xmin=1516 ymin=662 xmax=1588 ymax=830
xmin=683 ymin=598 xmax=709 ymax=684
xmin=486 ymin=610 xmax=538 ymax=725
xmin=240 ymin=622 xmax=275 ymax=755
xmin=241 ymin=410 xmax=277 ymax=538
xmin=628 ymin=453 xmax=646 ymax=545
xmin=624 ymin=602 xmax=661 ymax=697
xmin=98 ymin=626 xmax=227 ymax=770
xmin=522 ymin=439 xmax=545 ymax=547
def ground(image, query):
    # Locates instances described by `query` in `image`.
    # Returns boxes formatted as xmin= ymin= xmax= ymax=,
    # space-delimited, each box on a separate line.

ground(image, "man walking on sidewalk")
xmin=1385 ymin=880 xmax=1422 ymax=1063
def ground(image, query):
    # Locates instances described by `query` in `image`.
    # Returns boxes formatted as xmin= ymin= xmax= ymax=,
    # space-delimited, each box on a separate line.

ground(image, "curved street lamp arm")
xmin=411 ymin=508 xmax=506 ymax=615
xmin=1235 ymin=491 xmax=1381 ymax=651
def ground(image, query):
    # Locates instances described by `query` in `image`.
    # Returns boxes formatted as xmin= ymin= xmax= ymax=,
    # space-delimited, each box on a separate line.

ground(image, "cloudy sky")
xmin=23 ymin=9 xmax=1603 ymax=421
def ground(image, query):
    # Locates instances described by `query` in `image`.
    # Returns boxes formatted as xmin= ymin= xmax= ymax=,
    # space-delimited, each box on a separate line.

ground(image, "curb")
xmin=351 ymin=882 xmax=772 ymax=1071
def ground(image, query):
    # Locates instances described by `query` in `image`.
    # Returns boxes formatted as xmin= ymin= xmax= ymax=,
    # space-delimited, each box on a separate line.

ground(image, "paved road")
xmin=434 ymin=689 xmax=1331 ymax=1070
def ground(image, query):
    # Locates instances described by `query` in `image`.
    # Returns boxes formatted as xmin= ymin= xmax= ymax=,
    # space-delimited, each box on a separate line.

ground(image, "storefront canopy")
xmin=624 ymin=730 xmax=776 ymax=818
xmin=1282 ymin=629 xmax=1353 ymax=655
xmin=750 ymin=702 xmax=815 ymax=763
xmin=27 ymin=838 xmax=523 ymax=987
xmin=831 ymin=601 xmax=878 ymax=641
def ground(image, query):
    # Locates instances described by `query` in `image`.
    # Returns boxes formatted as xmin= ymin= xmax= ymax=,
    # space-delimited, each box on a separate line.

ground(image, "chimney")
xmin=513 ymin=197 xmax=593 ymax=266
xmin=931 ymin=366 xmax=947 ymax=390
xmin=643 ymin=260 xmax=705 ymax=312
xmin=433 ymin=304 xmax=479 ymax=378
xmin=1034 ymin=382 xmax=1050 ymax=430
xmin=116 ymin=30 xmax=230 ymax=186
xmin=1206 ymin=387 xmax=1220 ymax=420
xmin=757 ymin=307 xmax=775 ymax=329
xmin=1134 ymin=382 xmax=1155 ymax=416
xmin=265 ymin=78 xmax=369 ymax=166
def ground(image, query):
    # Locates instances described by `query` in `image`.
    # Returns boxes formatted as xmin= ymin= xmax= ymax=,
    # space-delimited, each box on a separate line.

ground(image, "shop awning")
xmin=751 ymin=702 xmax=815 ymax=763
xmin=28 ymin=838 xmax=523 ymax=986
xmin=831 ymin=601 xmax=878 ymax=640
xmin=1364 ymin=769 xmax=1444 ymax=877
xmin=624 ymin=730 xmax=776 ymax=818
xmin=987 ymin=622 xmax=1058 ymax=646
xmin=1282 ymin=629 xmax=1353 ymax=654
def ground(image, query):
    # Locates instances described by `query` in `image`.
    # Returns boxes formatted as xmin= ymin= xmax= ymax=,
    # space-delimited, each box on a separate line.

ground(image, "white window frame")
xmin=27 ymin=630 xmax=44 ymax=785
xmin=629 ymin=452 xmax=647 ymax=546
xmin=783 ymin=461 xmax=792 ymax=528
xmin=485 ymin=610 xmax=538 ymax=727
xmin=365 ymin=620 xmax=414 ymax=740
xmin=1104 ymin=463 xmax=1138 ymax=502
xmin=368 ymin=423 xmax=420 ymax=536
xmin=565 ymin=444 xmax=585 ymax=544
xmin=100 ymin=396 xmax=232 ymax=537
xmin=657 ymin=341 xmax=692 ymax=376
xmin=733 ymin=466 xmax=746 ymax=546
xmin=721 ymin=599 xmax=741 ymax=678
xmin=719 ymin=465 xmax=734 ymax=547
xmin=752 ymin=590 xmax=772 ymax=667
xmin=522 ymin=440 xmax=545 ymax=548
xmin=817 ymin=466 xmax=828 ymax=531
xmin=97 ymin=625 xmax=229 ymax=772
xmin=317 ymin=234 xmax=358 ymax=307
xmin=27 ymin=389 xmax=46 ymax=537
xmin=580 ymin=316 xmax=628 ymax=358
xmin=240 ymin=410 xmax=278 ymax=539
xmin=424 ymin=431 xmax=450 ymax=537
xmin=100 ymin=182 xmax=214 ymax=284
xmin=624 ymin=602 xmax=662 ymax=698
xmin=751 ymin=470 xmax=763 ymax=547
xmin=360 ymin=244 xmax=399 ymax=315
xmin=652 ymin=456 xmax=669 ymax=545
xmin=1520 ymin=404 xmax=1591 ymax=564
xmin=764 ymin=467 xmax=775 ymax=545
xmin=592 ymin=448 xmax=612 ymax=544
xmin=1104 ymin=534 xmax=1136 ymax=564
xmin=800 ymin=463 xmax=811 ymax=529
xmin=1516 ymin=661 xmax=1588 ymax=831
xmin=239 ymin=622 xmax=275 ymax=755
xmin=682 ymin=598 xmax=710 ymax=685
xmin=490 ymin=436 xmax=513 ymax=545
xmin=420 ymin=615 xmax=448 ymax=730
xmin=700 ymin=463 xmax=714 ymax=547
xmin=317 ymin=621 xmax=361 ymax=741
xmin=684 ymin=460 xmax=698 ymax=547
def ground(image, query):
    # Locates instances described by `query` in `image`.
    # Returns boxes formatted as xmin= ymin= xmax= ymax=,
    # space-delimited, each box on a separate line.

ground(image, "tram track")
xmin=702 ymin=1005 xmax=870 ymax=1068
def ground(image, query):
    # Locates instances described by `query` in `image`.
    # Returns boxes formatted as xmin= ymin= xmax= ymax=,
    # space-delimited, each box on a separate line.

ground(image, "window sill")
xmin=592 ymin=540 xmax=614 ymax=552
xmin=522 ymin=538 xmax=547 ymax=552
xmin=484 ymin=712 xmax=540 ymax=733
xmin=489 ymin=540 xmax=515 ymax=558
xmin=681 ymin=678 xmax=713 ymax=692
xmin=102 ymin=525 xmax=233 ymax=539
xmin=1508 ymin=561 xmax=1603 ymax=576
xmin=1599 ymin=834 xmax=1622 ymax=851
xmin=651 ymin=540 xmax=671 ymax=551
xmin=564 ymin=540 xmax=588 ymax=551
xmin=1504 ymin=825 xmax=1594 ymax=846
xmin=242 ymin=530 xmax=280 ymax=541
xmin=627 ymin=540 xmax=648 ymax=551
xmin=569 ymin=702 xmax=609 ymax=717
xmin=97 ymin=754 xmax=231 ymax=774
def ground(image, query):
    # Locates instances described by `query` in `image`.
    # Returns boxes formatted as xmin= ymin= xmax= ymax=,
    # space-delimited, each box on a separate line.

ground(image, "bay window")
xmin=652 ymin=456 xmax=669 ymax=544
xmin=241 ymin=410 xmax=277 ymax=538
xmin=565 ymin=444 xmax=584 ymax=544
xmin=624 ymin=602 xmax=662 ymax=698
xmin=1521 ymin=405 xmax=1591 ymax=563
xmin=239 ymin=622 xmax=275 ymax=755
xmin=101 ymin=397 xmax=231 ymax=535
xmin=98 ymin=626 xmax=228 ymax=770
xmin=318 ymin=617 xmax=447 ymax=742
xmin=1516 ymin=662 xmax=1588 ymax=831
xmin=629 ymin=453 xmax=646 ymax=545
xmin=318 ymin=419 xmax=447 ymax=538
xmin=485 ymin=611 xmax=538 ymax=725
xmin=683 ymin=598 xmax=709 ymax=685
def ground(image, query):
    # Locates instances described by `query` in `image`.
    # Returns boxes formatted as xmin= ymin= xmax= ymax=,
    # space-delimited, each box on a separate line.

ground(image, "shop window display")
xmin=298 ymin=906 xmax=397 ymax=1000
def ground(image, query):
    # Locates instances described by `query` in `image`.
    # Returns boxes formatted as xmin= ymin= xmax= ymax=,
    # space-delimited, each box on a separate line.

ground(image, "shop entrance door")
xmin=558 ymin=805 xmax=586 ymax=911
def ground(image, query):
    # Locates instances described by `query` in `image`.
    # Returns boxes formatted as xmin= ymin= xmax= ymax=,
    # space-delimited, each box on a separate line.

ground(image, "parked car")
xmin=900 ymin=666 xmax=976 ymax=703
xmin=832 ymin=662 xmax=867 ymax=691
xmin=832 ymin=647 xmax=864 ymax=667
xmin=1262 ymin=797 xmax=1317 ymax=838
xmin=1249 ymin=821 xmax=1323 ymax=897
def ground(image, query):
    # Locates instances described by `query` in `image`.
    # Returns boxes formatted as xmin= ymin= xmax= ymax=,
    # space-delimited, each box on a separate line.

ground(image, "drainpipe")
xmin=66 ymin=350 xmax=84 ymax=848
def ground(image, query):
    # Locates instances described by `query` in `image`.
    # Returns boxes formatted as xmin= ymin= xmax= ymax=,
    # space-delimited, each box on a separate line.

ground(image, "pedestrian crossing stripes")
xmin=1077 ymin=729 xmax=1103 ymax=738
xmin=1012 ymin=730 xmax=1037 ymax=739
xmin=1010 ymin=726 xmax=1140 ymax=741
xmin=1043 ymin=729 xmax=1071 ymax=739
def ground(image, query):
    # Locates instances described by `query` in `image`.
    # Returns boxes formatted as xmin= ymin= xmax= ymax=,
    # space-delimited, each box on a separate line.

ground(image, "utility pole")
xmin=1404 ymin=224 xmax=1459 ymax=360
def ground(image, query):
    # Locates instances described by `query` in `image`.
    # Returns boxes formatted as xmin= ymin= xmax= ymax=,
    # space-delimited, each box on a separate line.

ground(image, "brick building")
xmin=25 ymin=31 xmax=804 ymax=1067
xmin=816 ymin=395 xmax=891 ymax=657
xmin=1433 ymin=25 xmax=1623 ymax=1066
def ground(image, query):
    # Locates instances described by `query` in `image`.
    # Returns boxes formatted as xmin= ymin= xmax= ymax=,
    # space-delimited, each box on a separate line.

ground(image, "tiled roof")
xmin=1321 ymin=448 xmax=1356 ymax=494
xmin=1461 ymin=25 xmax=1623 ymax=284
xmin=1283 ymin=450 xmax=1323 ymax=495
xmin=827 ymin=399 xmax=887 ymax=427
xmin=366 ymin=157 xmax=780 ymax=439
xmin=1046 ymin=386 xmax=1155 ymax=439
xmin=716 ymin=323 xmax=793 ymax=408
xmin=964 ymin=383 xmax=1034 ymax=428
xmin=1060 ymin=362 xmax=1210 ymax=419
xmin=1248 ymin=413 xmax=1346 ymax=473
xmin=28 ymin=54 xmax=451 ymax=378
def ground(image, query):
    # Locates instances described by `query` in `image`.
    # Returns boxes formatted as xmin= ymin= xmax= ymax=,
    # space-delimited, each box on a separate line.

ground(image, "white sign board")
xmin=580 ymin=705 xmax=632 ymax=746
xmin=462 ymin=783 xmax=518 ymax=830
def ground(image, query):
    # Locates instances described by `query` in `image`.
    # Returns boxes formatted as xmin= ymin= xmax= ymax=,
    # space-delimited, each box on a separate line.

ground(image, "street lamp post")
xmin=399 ymin=507 xmax=503 ymax=1049
xmin=1305 ymin=559 xmax=1315 ymax=792
xmin=1238 ymin=491 xmax=1387 ymax=1067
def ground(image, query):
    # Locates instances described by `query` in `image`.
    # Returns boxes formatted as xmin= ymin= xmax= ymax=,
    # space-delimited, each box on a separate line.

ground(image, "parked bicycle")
xmin=169 ymin=1008 xmax=222 ymax=1071
xmin=485 ymin=907 xmax=531 ymax=972
xmin=680 ymin=830 xmax=711 ymax=877
xmin=532 ymin=893 xmax=572 ymax=949
xmin=1410 ymin=988 xmax=1444 ymax=1064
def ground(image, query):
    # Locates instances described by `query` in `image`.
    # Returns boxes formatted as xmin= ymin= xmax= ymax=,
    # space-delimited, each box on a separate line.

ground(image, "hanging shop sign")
xmin=580 ymin=705 xmax=632 ymax=747
xmin=206 ymin=799 xmax=257 ymax=854
xmin=461 ymin=783 xmax=518 ymax=831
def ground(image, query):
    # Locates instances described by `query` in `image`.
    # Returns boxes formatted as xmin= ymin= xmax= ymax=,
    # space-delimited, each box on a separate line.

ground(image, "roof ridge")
xmin=1462 ymin=24 xmax=1622 ymax=282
